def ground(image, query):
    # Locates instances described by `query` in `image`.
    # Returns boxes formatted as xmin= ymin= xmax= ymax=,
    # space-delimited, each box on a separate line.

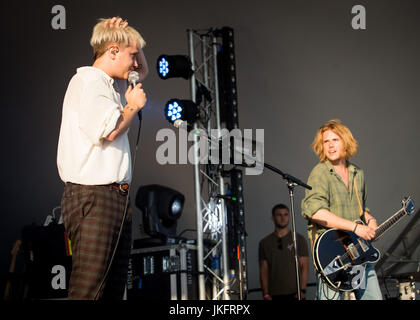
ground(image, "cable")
xmin=177 ymin=229 xmax=197 ymax=238
xmin=321 ymin=280 xmax=339 ymax=300
xmin=94 ymin=111 xmax=143 ymax=300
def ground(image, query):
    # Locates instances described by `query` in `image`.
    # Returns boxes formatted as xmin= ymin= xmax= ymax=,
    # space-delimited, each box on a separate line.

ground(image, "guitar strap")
xmin=353 ymin=178 xmax=365 ymax=219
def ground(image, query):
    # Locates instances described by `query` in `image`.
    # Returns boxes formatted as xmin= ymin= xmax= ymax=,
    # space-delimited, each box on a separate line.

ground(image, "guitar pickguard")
xmin=314 ymin=229 xmax=377 ymax=291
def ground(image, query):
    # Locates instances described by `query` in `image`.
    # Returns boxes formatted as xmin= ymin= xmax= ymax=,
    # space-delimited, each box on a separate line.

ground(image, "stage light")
xmin=158 ymin=56 xmax=169 ymax=78
xmin=135 ymin=184 xmax=185 ymax=239
xmin=166 ymin=100 xmax=183 ymax=122
xmin=164 ymin=99 xmax=199 ymax=124
xmin=157 ymin=54 xmax=193 ymax=80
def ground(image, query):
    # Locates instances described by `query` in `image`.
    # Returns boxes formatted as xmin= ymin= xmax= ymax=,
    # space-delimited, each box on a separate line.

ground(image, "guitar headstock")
xmin=402 ymin=196 xmax=415 ymax=215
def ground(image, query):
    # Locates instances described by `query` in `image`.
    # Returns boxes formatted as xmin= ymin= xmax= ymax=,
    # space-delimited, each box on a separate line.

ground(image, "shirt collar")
xmin=324 ymin=160 xmax=357 ymax=175
xmin=77 ymin=66 xmax=114 ymax=85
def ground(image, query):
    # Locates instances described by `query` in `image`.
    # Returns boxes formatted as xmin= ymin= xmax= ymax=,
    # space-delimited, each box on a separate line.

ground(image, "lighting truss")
xmin=186 ymin=28 xmax=248 ymax=300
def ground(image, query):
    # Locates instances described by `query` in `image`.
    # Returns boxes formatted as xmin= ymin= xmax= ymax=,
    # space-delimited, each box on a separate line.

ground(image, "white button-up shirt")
xmin=57 ymin=67 xmax=132 ymax=185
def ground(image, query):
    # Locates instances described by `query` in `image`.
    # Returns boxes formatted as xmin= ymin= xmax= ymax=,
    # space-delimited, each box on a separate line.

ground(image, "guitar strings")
xmin=336 ymin=208 xmax=406 ymax=263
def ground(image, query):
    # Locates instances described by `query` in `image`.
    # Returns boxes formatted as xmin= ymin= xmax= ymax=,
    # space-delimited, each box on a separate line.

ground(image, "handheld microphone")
xmin=128 ymin=71 xmax=140 ymax=88
xmin=127 ymin=71 xmax=142 ymax=120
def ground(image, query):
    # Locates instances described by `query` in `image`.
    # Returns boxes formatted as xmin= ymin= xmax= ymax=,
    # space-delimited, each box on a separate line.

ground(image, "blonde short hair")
xmin=311 ymin=119 xmax=358 ymax=162
xmin=90 ymin=17 xmax=146 ymax=60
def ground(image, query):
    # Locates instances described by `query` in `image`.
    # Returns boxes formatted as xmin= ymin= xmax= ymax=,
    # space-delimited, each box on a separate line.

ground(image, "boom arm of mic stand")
xmin=232 ymin=148 xmax=311 ymax=190
xmin=263 ymin=162 xmax=312 ymax=190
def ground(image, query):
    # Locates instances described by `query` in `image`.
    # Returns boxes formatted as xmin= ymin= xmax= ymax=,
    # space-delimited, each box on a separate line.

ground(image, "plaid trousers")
xmin=61 ymin=183 xmax=132 ymax=300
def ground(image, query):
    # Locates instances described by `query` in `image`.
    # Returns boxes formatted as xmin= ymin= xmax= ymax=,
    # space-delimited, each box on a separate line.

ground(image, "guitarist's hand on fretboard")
xmin=354 ymin=223 xmax=376 ymax=241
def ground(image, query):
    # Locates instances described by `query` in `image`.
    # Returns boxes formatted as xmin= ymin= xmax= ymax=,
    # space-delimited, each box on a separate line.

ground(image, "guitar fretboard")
xmin=374 ymin=207 xmax=407 ymax=241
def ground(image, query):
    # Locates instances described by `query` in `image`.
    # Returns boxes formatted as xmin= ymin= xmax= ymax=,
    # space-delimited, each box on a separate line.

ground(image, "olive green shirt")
xmin=259 ymin=231 xmax=308 ymax=295
xmin=301 ymin=161 xmax=370 ymax=241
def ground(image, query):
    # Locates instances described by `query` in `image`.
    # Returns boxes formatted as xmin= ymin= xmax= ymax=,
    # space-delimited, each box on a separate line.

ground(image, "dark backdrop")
xmin=1 ymin=0 xmax=419 ymax=299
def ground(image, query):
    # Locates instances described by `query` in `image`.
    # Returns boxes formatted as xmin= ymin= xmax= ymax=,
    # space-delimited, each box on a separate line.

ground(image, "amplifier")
xmin=21 ymin=222 xmax=72 ymax=299
xmin=380 ymin=275 xmax=420 ymax=300
xmin=398 ymin=281 xmax=419 ymax=300
xmin=127 ymin=244 xmax=198 ymax=300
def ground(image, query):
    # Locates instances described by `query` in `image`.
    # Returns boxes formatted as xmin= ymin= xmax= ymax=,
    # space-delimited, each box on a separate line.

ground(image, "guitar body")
xmin=313 ymin=226 xmax=380 ymax=292
xmin=313 ymin=196 xmax=415 ymax=292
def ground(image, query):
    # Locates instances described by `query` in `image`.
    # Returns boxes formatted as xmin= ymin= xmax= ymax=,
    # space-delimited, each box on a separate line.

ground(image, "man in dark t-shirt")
xmin=259 ymin=204 xmax=309 ymax=300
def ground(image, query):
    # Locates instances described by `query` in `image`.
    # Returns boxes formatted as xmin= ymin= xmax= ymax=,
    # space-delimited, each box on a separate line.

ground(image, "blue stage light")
xmin=166 ymin=101 xmax=183 ymax=122
xmin=158 ymin=57 xmax=169 ymax=78
xmin=164 ymin=99 xmax=199 ymax=125
xmin=156 ymin=55 xmax=193 ymax=80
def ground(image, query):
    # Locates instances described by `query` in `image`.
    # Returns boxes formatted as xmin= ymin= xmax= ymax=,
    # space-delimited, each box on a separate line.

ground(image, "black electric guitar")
xmin=313 ymin=196 xmax=416 ymax=292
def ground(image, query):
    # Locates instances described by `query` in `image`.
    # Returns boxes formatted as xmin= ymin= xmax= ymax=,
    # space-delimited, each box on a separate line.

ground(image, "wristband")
xmin=353 ymin=223 xmax=358 ymax=233
xmin=263 ymin=294 xmax=270 ymax=298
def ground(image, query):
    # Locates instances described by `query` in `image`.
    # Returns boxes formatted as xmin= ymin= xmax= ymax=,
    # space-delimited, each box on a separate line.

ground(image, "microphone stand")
xmin=263 ymin=162 xmax=311 ymax=300
xmin=179 ymin=128 xmax=311 ymax=300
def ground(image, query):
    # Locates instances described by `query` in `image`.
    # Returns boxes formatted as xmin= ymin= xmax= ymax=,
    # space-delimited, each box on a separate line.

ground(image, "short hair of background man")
xmin=271 ymin=204 xmax=289 ymax=216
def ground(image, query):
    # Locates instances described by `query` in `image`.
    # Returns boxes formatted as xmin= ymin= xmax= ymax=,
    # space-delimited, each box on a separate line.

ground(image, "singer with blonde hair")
xmin=57 ymin=17 xmax=148 ymax=300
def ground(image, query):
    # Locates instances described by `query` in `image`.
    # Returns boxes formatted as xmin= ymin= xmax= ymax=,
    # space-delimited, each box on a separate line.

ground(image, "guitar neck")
xmin=374 ymin=207 xmax=407 ymax=241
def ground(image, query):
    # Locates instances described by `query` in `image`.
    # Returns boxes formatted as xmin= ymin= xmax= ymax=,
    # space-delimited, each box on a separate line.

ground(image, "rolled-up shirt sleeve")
xmin=78 ymin=79 xmax=121 ymax=145
xmin=301 ymin=166 xmax=330 ymax=220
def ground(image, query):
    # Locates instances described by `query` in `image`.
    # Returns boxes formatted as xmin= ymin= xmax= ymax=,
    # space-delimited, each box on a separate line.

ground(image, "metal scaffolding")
xmin=186 ymin=28 xmax=248 ymax=300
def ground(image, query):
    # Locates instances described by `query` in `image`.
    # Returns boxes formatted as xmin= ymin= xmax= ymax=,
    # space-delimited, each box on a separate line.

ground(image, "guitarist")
xmin=301 ymin=119 xmax=382 ymax=300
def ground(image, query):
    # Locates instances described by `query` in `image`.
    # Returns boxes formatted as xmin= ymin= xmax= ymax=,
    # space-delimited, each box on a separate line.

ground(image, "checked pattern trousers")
xmin=61 ymin=183 xmax=132 ymax=300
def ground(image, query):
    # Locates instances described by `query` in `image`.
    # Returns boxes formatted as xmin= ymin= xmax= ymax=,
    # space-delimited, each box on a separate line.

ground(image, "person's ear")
xmin=108 ymin=46 xmax=119 ymax=59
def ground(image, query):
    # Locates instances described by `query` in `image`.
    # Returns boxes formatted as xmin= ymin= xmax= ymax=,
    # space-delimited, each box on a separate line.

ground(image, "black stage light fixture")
xmin=135 ymin=184 xmax=185 ymax=239
xmin=157 ymin=54 xmax=193 ymax=80
xmin=164 ymin=99 xmax=199 ymax=124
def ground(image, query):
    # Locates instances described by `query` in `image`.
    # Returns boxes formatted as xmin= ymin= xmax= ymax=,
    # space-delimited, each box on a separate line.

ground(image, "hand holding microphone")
xmin=125 ymin=71 xmax=147 ymax=114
